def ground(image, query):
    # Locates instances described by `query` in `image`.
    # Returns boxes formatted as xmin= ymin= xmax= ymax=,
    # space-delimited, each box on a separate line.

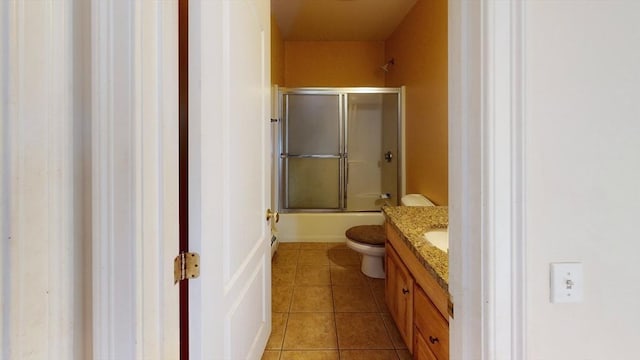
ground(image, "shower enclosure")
xmin=278 ymin=87 xmax=401 ymax=212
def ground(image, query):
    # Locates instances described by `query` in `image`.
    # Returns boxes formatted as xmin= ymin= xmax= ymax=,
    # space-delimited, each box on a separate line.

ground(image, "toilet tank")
xmin=400 ymin=194 xmax=435 ymax=206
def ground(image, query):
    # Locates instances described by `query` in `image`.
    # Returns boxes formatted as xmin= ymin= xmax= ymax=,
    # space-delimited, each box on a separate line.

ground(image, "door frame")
xmin=87 ymin=0 xmax=527 ymax=359
xmin=1 ymin=1 xmax=90 ymax=357
xmin=448 ymin=0 xmax=527 ymax=359
xmin=90 ymin=0 xmax=179 ymax=358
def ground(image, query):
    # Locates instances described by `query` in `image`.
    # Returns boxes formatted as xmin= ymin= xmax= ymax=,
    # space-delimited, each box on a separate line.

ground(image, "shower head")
xmin=380 ymin=58 xmax=395 ymax=72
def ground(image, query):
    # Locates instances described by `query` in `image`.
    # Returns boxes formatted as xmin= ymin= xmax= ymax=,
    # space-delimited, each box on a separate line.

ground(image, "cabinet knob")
xmin=429 ymin=336 xmax=440 ymax=344
xmin=402 ymin=288 xmax=409 ymax=294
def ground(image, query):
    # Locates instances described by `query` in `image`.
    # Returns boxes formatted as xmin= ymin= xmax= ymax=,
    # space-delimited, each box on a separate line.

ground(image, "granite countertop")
xmin=383 ymin=206 xmax=449 ymax=292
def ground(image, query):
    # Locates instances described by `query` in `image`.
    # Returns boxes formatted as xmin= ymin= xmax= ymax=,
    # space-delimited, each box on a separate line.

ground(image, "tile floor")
xmin=263 ymin=242 xmax=412 ymax=360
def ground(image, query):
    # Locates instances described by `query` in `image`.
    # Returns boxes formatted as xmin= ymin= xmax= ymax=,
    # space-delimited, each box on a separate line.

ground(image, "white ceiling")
xmin=271 ymin=0 xmax=418 ymax=41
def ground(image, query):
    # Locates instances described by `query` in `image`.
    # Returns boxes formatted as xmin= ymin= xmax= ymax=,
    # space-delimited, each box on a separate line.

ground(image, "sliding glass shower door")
xmin=282 ymin=93 xmax=344 ymax=209
xmin=279 ymin=88 xmax=400 ymax=212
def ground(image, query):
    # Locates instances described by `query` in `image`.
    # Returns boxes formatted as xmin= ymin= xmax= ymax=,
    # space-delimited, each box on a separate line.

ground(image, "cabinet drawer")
xmin=415 ymin=330 xmax=439 ymax=360
xmin=414 ymin=285 xmax=449 ymax=359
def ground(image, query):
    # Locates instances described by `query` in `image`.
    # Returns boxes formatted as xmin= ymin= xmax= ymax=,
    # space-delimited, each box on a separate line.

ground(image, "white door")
xmin=188 ymin=0 xmax=272 ymax=359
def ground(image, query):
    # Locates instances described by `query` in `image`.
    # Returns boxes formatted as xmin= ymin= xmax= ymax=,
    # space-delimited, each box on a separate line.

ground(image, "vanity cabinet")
xmin=385 ymin=222 xmax=450 ymax=360
xmin=385 ymin=243 xmax=414 ymax=347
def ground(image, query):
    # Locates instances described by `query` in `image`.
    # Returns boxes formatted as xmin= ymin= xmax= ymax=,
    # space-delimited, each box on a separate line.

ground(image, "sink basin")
xmin=423 ymin=229 xmax=449 ymax=253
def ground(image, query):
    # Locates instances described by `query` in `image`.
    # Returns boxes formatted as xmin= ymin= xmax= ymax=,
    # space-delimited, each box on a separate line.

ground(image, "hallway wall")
xmin=524 ymin=2 xmax=640 ymax=358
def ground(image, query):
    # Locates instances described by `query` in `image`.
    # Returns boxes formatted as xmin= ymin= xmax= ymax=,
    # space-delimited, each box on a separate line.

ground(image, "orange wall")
xmin=284 ymin=41 xmax=385 ymax=87
xmin=271 ymin=16 xmax=285 ymax=86
xmin=386 ymin=0 xmax=448 ymax=205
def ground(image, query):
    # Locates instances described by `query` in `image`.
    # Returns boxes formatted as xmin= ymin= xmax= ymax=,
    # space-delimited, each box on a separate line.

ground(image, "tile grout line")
xmin=326 ymin=242 xmax=343 ymax=359
xmin=331 ymin=280 xmax=342 ymax=360
xmin=329 ymin=261 xmax=343 ymax=360
xmin=271 ymin=242 xmax=407 ymax=360
xmin=281 ymin=249 xmax=298 ymax=355
xmin=371 ymin=276 xmax=404 ymax=356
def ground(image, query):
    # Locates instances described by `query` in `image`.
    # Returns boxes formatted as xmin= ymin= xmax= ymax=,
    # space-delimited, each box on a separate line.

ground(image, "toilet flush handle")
xmin=266 ymin=209 xmax=280 ymax=223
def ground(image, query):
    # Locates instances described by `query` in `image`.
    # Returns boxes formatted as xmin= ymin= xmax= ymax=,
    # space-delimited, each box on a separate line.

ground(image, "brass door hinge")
xmin=174 ymin=252 xmax=200 ymax=284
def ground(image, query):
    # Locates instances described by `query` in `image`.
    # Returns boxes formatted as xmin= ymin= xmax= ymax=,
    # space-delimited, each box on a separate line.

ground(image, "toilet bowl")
xmin=345 ymin=194 xmax=435 ymax=279
xmin=345 ymin=225 xmax=387 ymax=279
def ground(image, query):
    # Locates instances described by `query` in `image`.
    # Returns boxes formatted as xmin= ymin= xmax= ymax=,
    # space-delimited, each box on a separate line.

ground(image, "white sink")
xmin=423 ymin=229 xmax=449 ymax=253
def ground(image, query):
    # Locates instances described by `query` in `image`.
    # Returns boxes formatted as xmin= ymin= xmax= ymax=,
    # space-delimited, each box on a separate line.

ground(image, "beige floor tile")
xmin=327 ymin=248 xmax=361 ymax=267
xmin=269 ymin=246 xmax=407 ymax=354
xmin=295 ymin=265 xmax=331 ymax=286
xmin=272 ymin=265 xmax=297 ymax=286
xmin=335 ymin=313 xmax=393 ymax=349
xmin=266 ymin=313 xmax=289 ymax=350
xmin=332 ymin=285 xmax=378 ymax=312
xmin=278 ymin=242 xmax=302 ymax=250
xmin=290 ymin=286 xmax=334 ymax=312
xmin=369 ymin=278 xmax=390 ymax=313
xmin=280 ymin=350 xmax=339 ymax=360
xmin=330 ymin=265 xmax=368 ymax=286
xmin=396 ymin=349 xmax=412 ymax=360
xmin=272 ymin=286 xmax=294 ymax=312
xmin=381 ymin=313 xmax=408 ymax=349
xmin=327 ymin=242 xmax=348 ymax=250
xmin=298 ymin=249 xmax=331 ymax=265
xmin=340 ymin=350 xmax=399 ymax=360
xmin=261 ymin=350 xmax=281 ymax=360
xmin=273 ymin=249 xmax=300 ymax=266
xmin=299 ymin=242 xmax=328 ymax=250
xmin=282 ymin=313 xmax=337 ymax=350
xmin=368 ymin=277 xmax=386 ymax=287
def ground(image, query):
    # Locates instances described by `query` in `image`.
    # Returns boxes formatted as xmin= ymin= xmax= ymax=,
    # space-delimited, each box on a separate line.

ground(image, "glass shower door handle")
xmin=345 ymin=159 xmax=349 ymax=185
xmin=281 ymin=153 xmax=341 ymax=159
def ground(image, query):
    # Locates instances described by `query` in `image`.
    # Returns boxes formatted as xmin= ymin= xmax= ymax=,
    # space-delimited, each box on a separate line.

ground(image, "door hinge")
xmin=174 ymin=252 xmax=200 ymax=284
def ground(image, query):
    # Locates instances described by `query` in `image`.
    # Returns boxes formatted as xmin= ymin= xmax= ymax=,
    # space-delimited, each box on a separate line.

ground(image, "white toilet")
xmin=345 ymin=194 xmax=435 ymax=279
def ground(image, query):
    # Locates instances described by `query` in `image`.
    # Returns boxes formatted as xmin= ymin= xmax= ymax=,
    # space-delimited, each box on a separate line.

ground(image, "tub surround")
xmin=382 ymin=205 xmax=449 ymax=292
xmin=277 ymin=212 xmax=385 ymax=243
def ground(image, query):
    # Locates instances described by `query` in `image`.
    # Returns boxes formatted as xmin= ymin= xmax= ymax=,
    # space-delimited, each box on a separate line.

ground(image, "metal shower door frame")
xmin=278 ymin=87 xmax=401 ymax=213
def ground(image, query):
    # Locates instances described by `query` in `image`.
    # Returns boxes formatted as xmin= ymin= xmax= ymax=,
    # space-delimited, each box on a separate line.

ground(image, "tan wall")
xmin=386 ymin=0 xmax=448 ymax=205
xmin=284 ymin=41 xmax=386 ymax=87
xmin=271 ymin=16 xmax=285 ymax=86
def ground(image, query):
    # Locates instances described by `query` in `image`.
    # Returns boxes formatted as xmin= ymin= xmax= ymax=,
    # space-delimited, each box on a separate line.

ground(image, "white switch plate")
xmin=550 ymin=262 xmax=583 ymax=303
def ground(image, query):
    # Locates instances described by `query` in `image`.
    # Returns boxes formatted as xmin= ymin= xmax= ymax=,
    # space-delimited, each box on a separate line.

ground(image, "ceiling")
xmin=271 ymin=0 xmax=418 ymax=41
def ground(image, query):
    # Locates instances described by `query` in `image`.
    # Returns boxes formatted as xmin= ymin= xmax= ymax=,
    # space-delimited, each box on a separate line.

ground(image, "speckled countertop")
xmin=383 ymin=206 xmax=449 ymax=293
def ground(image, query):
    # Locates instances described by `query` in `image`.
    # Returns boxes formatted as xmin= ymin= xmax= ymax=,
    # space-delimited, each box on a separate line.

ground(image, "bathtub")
xmin=276 ymin=212 xmax=385 ymax=243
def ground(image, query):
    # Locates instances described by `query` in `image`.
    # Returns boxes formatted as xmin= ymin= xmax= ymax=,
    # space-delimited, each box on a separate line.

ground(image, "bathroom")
xmin=267 ymin=0 xmax=448 ymax=359
xmin=271 ymin=0 xmax=448 ymax=244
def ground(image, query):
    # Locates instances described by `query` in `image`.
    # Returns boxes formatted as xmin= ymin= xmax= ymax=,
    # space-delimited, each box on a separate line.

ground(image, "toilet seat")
xmin=345 ymin=225 xmax=386 ymax=246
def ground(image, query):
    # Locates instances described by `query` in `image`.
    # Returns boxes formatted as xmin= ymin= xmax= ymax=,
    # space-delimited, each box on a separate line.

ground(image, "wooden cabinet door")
xmin=415 ymin=329 xmax=439 ymax=360
xmin=414 ymin=286 xmax=449 ymax=359
xmin=385 ymin=243 xmax=414 ymax=349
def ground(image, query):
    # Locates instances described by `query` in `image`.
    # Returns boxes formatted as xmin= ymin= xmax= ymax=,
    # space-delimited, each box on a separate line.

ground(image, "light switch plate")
xmin=550 ymin=262 xmax=583 ymax=303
